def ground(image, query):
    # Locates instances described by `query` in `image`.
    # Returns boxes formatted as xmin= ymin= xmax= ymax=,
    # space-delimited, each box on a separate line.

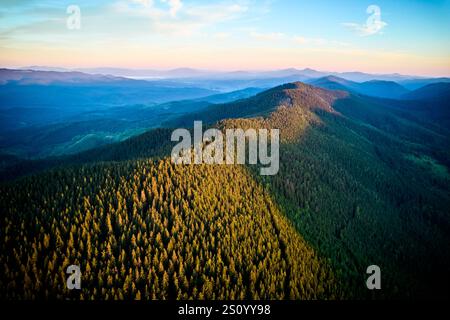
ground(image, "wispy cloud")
xmin=342 ymin=5 xmax=387 ymax=36
xmin=113 ymin=0 xmax=248 ymax=36
xmin=213 ymin=32 xmax=232 ymax=40
xmin=248 ymin=31 xmax=349 ymax=47
xmin=249 ymin=31 xmax=285 ymax=41
xmin=293 ymin=36 xmax=327 ymax=46
xmin=185 ymin=3 xmax=247 ymax=26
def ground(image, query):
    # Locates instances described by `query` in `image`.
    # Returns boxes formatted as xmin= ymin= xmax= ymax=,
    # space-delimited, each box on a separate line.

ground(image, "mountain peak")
xmin=266 ymin=81 xmax=348 ymax=111
xmin=167 ymin=81 xmax=349 ymax=130
xmin=213 ymin=81 xmax=351 ymax=143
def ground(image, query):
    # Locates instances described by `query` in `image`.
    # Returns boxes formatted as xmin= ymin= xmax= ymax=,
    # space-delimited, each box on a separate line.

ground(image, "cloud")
xmin=250 ymin=31 xmax=285 ymax=41
xmin=185 ymin=3 xmax=247 ymax=25
xmin=293 ymin=36 xmax=327 ymax=45
xmin=213 ymin=32 xmax=232 ymax=40
xmin=342 ymin=5 xmax=387 ymax=36
xmin=118 ymin=0 xmax=177 ymax=18
xmin=114 ymin=0 xmax=248 ymax=35
xmin=130 ymin=0 xmax=154 ymax=7
xmin=248 ymin=32 xmax=348 ymax=47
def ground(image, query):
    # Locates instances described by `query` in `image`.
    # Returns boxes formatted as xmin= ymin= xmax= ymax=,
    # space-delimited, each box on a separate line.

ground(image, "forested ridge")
xmin=1 ymin=82 xmax=449 ymax=299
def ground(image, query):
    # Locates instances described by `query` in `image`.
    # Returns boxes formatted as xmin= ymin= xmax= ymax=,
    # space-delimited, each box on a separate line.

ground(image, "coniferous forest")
xmin=0 ymin=159 xmax=340 ymax=300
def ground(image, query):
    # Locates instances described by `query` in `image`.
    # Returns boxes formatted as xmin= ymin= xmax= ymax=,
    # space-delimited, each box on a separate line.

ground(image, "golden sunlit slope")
xmin=0 ymin=158 xmax=340 ymax=300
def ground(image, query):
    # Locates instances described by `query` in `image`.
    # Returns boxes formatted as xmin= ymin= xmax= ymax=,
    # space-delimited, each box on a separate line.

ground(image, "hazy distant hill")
xmin=309 ymin=75 xmax=357 ymax=91
xmin=402 ymin=82 xmax=450 ymax=101
xmin=0 ymin=68 xmax=126 ymax=85
xmin=399 ymin=77 xmax=450 ymax=90
xmin=356 ymin=80 xmax=409 ymax=98
xmin=195 ymin=87 xmax=265 ymax=103
xmin=309 ymin=75 xmax=409 ymax=99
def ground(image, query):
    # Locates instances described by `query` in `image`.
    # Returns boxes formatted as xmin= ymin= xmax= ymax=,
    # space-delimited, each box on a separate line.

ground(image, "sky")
xmin=0 ymin=0 xmax=449 ymax=76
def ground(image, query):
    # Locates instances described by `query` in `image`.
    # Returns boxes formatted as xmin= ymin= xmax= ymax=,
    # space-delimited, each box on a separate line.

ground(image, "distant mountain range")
xmin=18 ymin=65 xmax=450 ymax=83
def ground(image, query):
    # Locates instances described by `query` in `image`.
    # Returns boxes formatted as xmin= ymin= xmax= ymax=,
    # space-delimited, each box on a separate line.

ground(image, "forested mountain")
xmin=0 ymin=81 xmax=449 ymax=300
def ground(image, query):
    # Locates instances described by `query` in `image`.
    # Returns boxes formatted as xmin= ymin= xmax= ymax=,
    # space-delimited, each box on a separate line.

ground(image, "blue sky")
xmin=0 ymin=0 xmax=449 ymax=75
